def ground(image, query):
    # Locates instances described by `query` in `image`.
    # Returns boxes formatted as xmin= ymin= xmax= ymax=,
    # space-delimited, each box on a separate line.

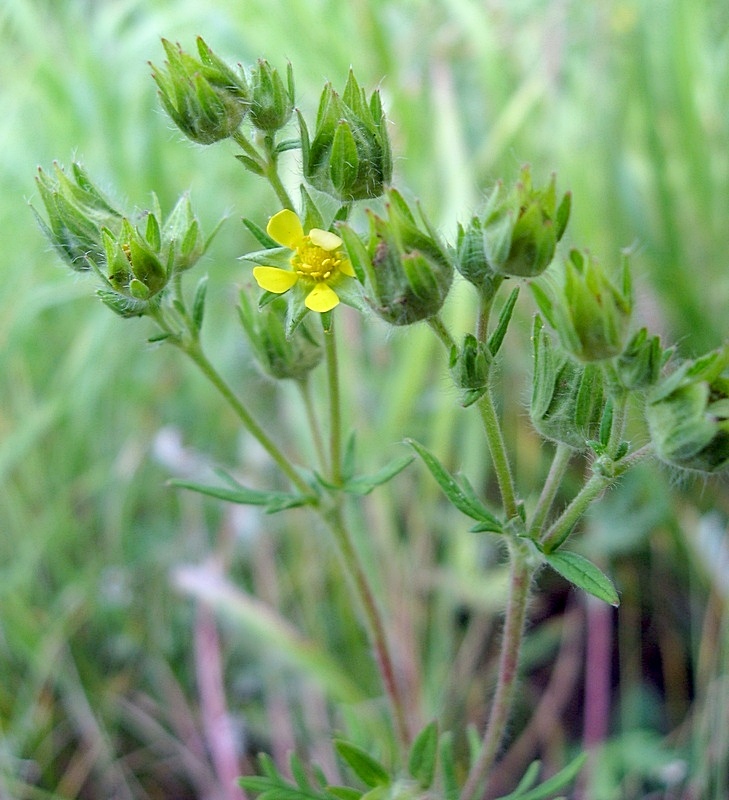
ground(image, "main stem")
xmin=323 ymin=317 xmax=410 ymax=754
xmin=461 ymin=541 xmax=534 ymax=800
xmin=325 ymin=505 xmax=411 ymax=753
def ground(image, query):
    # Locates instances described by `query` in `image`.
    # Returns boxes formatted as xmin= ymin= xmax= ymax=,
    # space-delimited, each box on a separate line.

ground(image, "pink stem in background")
xmin=583 ymin=594 xmax=613 ymax=747
xmin=195 ymin=604 xmax=248 ymax=800
xmin=578 ymin=593 xmax=613 ymax=798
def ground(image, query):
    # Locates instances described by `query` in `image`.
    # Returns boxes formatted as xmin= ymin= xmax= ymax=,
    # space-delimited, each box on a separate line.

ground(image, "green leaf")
xmin=509 ymin=761 xmax=541 ymax=795
xmin=468 ymin=519 xmax=505 ymax=533
xmin=488 ymin=286 xmax=520 ymax=357
xmin=543 ymin=550 xmax=619 ymax=606
xmin=330 ymin=120 xmax=359 ymax=195
xmin=236 ymin=153 xmax=266 ymax=176
xmin=598 ymin=398 xmax=613 ymax=449
xmin=408 ymin=720 xmax=438 ymax=789
xmin=494 ymin=753 xmax=587 ymax=800
xmin=192 ymin=274 xmax=208 ymax=332
xmin=242 ymin=217 xmax=279 ymax=249
xmin=325 ymin=788 xmax=362 ymax=800
xmin=145 ymin=211 xmax=162 ymax=251
xmin=439 ymin=732 xmax=459 ymax=800
xmin=359 ymin=788 xmax=387 ymax=800
xmin=554 ymin=191 xmax=571 ymax=241
xmin=406 ymin=438 xmax=502 ymax=531
xmin=299 ymin=184 xmax=326 ymax=232
xmin=334 ymin=740 xmax=390 ymax=788
xmin=530 ymin=281 xmax=556 ymax=329
xmin=243 ymin=246 xmax=292 ymax=269
xmin=342 ymin=432 xmax=357 ymax=482
xmin=240 ymin=752 xmax=359 ymax=800
xmin=276 ymin=137 xmax=301 ymax=153
xmin=169 ymin=477 xmax=313 ymax=514
xmin=290 ymin=754 xmax=313 ymax=791
xmin=96 ymin=289 xmax=147 ymax=318
xmin=343 ymin=455 xmax=414 ymax=495
xmin=147 ymin=331 xmax=176 ymax=344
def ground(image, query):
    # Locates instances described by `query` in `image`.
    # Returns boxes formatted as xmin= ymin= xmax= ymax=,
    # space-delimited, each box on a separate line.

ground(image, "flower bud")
xmin=299 ymin=70 xmax=392 ymax=201
xmin=238 ymin=293 xmax=322 ymax=381
xmin=468 ymin=165 xmax=570 ymax=280
xmin=103 ymin=218 xmax=167 ymax=306
xmin=249 ymin=59 xmax=295 ymax=133
xmin=646 ymin=344 xmax=729 ymax=474
xmin=33 ymin=162 xmax=122 ymax=270
xmin=34 ymin=162 xmax=218 ymax=318
xmin=532 ymin=248 xmax=632 ymax=362
xmin=155 ymin=192 xmax=217 ymax=273
xmin=454 ymin=217 xmax=502 ymax=301
xmin=615 ymin=327 xmax=667 ymax=390
xmin=449 ymin=334 xmax=492 ymax=407
xmin=530 ymin=315 xmax=607 ymax=450
xmin=151 ymin=38 xmax=249 ymax=145
xmin=338 ymin=189 xmax=453 ymax=326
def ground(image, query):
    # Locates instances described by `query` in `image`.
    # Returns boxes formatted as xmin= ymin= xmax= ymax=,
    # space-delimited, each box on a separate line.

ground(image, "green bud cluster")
xmin=248 ymin=59 xmax=295 ymax=134
xmin=646 ymin=344 xmax=729 ymax=474
xmin=533 ymin=248 xmax=632 ymax=363
xmin=530 ymin=315 xmax=607 ymax=450
xmin=151 ymin=38 xmax=250 ymax=145
xmin=338 ymin=189 xmax=453 ymax=326
xmin=456 ymin=165 xmax=570 ymax=285
xmin=238 ymin=293 xmax=322 ymax=381
xmin=449 ymin=334 xmax=492 ymax=407
xmin=33 ymin=163 xmax=216 ymax=317
xmin=299 ymin=70 xmax=392 ymax=202
xmin=33 ymin=162 xmax=122 ymax=271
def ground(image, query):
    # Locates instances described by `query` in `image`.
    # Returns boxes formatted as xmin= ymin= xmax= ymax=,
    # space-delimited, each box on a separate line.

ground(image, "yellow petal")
xmin=309 ymin=228 xmax=343 ymax=251
xmin=305 ymin=283 xmax=340 ymax=312
xmin=266 ymin=209 xmax=304 ymax=248
xmin=253 ymin=266 xmax=298 ymax=294
xmin=339 ymin=258 xmax=356 ymax=277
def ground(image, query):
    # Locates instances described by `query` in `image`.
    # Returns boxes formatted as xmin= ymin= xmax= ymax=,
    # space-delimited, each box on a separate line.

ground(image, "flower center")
xmin=291 ymin=238 xmax=345 ymax=283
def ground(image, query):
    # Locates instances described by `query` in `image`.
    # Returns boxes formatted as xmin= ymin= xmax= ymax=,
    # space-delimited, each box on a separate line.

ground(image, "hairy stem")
xmin=539 ymin=471 xmax=611 ymax=553
xmin=427 ymin=314 xmax=457 ymax=351
xmin=540 ymin=442 xmax=654 ymax=553
xmin=297 ymin=378 xmax=328 ymax=471
xmin=461 ymin=540 xmax=534 ymax=800
xmin=233 ymin=130 xmax=295 ymax=210
xmin=182 ymin=340 xmax=311 ymax=496
xmin=322 ymin=316 xmax=410 ymax=754
xmin=528 ymin=443 xmax=573 ymax=537
xmin=325 ymin=505 xmax=411 ymax=755
xmin=476 ymin=390 xmax=519 ymax=520
xmin=323 ymin=320 xmax=343 ymax=485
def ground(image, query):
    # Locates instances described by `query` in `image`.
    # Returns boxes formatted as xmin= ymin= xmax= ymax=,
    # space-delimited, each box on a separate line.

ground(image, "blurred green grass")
xmin=2 ymin=0 xmax=729 ymax=797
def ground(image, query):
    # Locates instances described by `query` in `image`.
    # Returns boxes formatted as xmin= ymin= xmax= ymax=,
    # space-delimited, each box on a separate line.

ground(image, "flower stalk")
xmin=323 ymin=319 xmax=344 ymax=486
xmin=322 ymin=316 xmax=410 ymax=753
xmin=461 ymin=540 xmax=535 ymax=800
xmin=324 ymin=505 xmax=411 ymax=755
xmin=476 ymin=390 xmax=520 ymax=521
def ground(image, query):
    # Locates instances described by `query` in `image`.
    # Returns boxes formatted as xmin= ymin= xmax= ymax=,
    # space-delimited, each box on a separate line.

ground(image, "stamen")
xmin=290 ymin=239 xmax=346 ymax=283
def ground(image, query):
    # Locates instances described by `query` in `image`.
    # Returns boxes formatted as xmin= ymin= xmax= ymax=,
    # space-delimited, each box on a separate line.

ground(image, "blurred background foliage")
xmin=1 ymin=0 xmax=728 ymax=798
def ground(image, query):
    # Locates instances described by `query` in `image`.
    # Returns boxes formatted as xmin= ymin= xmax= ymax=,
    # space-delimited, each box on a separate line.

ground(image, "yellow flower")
xmin=252 ymin=209 xmax=356 ymax=313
